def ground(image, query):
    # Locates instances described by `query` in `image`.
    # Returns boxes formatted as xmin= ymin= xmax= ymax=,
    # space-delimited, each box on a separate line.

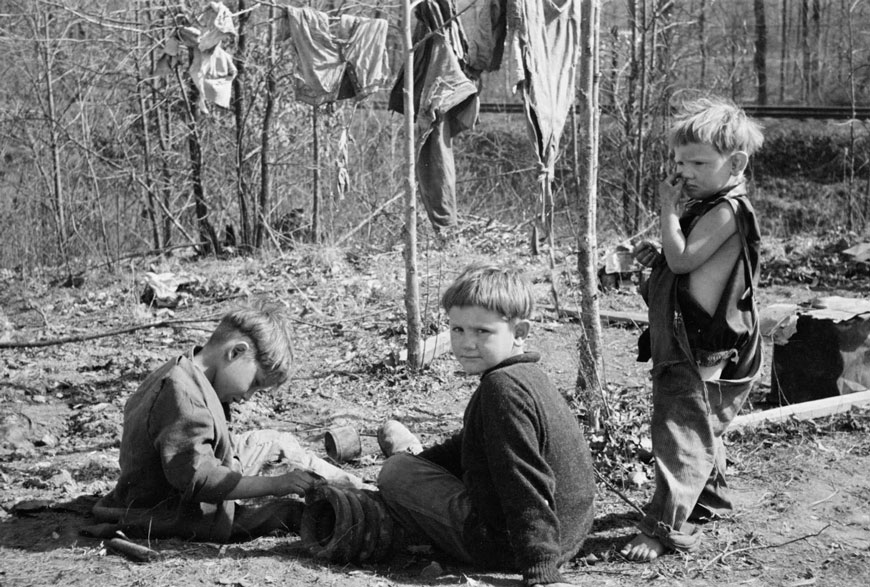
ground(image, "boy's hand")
xmin=632 ymin=240 xmax=662 ymax=268
xmin=272 ymin=470 xmax=319 ymax=497
xmin=659 ymin=172 xmax=685 ymax=211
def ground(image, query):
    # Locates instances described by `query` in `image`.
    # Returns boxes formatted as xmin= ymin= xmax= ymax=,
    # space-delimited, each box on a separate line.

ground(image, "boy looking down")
xmin=92 ymin=303 xmax=364 ymax=542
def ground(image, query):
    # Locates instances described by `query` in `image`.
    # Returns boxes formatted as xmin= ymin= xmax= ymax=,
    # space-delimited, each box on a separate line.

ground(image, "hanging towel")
xmin=280 ymin=6 xmax=390 ymax=105
xmin=508 ymin=0 xmax=581 ymax=218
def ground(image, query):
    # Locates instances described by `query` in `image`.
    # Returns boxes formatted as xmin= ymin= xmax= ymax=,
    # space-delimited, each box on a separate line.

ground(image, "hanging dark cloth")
xmin=390 ymin=0 xmax=479 ymax=231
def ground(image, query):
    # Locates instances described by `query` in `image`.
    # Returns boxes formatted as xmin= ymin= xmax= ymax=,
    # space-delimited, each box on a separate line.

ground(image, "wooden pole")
xmin=575 ymin=0 xmax=608 ymax=426
xmin=402 ymin=0 xmax=422 ymax=369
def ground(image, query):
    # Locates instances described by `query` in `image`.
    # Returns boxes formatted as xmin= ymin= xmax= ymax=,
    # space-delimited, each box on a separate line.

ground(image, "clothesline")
xmin=234 ymin=0 xmax=469 ymax=45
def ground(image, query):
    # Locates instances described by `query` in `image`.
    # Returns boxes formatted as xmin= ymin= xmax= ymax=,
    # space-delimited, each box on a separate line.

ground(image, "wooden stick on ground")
xmin=107 ymin=534 xmax=160 ymax=563
xmin=0 ymin=317 xmax=219 ymax=349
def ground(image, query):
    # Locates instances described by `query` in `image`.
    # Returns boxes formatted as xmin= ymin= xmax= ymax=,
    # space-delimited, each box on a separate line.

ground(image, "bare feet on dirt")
xmin=620 ymin=533 xmax=666 ymax=562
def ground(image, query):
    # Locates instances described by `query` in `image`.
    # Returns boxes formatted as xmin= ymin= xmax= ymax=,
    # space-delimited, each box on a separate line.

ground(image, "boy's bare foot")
xmin=620 ymin=533 xmax=666 ymax=562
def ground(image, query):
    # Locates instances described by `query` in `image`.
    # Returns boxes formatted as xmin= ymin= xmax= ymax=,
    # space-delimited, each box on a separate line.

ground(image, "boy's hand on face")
xmin=272 ymin=470 xmax=319 ymax=497
xmin=659 ymin=172 xmax=685 ymax=211
xmin=632 ymin=240 xmax=662 ymax=268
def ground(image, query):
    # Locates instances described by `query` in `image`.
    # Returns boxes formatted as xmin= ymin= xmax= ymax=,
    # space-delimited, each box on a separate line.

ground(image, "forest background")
xmin=2 ymin=0 xmax=870 ymax=274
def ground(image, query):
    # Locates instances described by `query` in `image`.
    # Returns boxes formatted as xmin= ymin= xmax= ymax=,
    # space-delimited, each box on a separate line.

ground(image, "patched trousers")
xmin=639 ymin=358 xmax=755 ymax=550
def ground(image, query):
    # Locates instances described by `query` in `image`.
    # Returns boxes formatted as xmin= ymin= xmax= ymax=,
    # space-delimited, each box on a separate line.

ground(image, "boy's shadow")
xmin=0 ymin=497 xmax=524 ymax=584
xmin=0 ymin=495 xmax=100 ymax=552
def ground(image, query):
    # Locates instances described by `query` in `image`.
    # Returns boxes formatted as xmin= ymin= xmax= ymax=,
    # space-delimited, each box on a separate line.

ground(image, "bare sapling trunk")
xmin=576 ymin=0 xmax=608 ymax=428
xmin=402 ymin=0 xmax=422 ymax=370
xmin=233 ymin=0 xmax=252 ymax=250
xmin=136 ymin=5 xmax=162 ymax=251
xmin=754 ymin=0 xmax=768 ymax=105
xmin=178 ymin=51 xmax=220 ymax=256
xmin=312 ymin=105 xmax=321 ymax=243
xmin=39 ymin=10 xmax=70 ymax=269
xmin=256 ymin=4 xmax=277 ymax=249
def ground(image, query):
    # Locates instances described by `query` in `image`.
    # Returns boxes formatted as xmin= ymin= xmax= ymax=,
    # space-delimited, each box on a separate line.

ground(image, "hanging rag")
xmin=508 ymin=0 xmax=581 ymax=224
xmin=389 ymin=0 xmax=479 ymax=231
xmin=153 ymin=2 xmax=238 ymax=114
xmin=457 ymin=0 xmax=508 ymax=75
xmin=279 ymin=6 xmax=390 ymax=105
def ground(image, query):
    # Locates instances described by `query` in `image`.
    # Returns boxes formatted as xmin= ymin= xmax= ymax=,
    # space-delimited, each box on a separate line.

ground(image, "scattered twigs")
xmin=336 ymin=192 xmax=402 ymax=246
xmin=697 ymin=524 xmax=831 ymax=575
xmin=594 ymin=469 xmax=645 ymax=516
xmin=26 ymin=299 xmax=51 ymax=328
xmin=809 ymin=490 xmax=839 ymax=508
xmin=0 ymin=316 xmax=219 ymax=349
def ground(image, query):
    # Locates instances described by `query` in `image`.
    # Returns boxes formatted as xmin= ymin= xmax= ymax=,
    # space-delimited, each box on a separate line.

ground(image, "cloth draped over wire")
xmin=277 ymin=6 xmax=391 ymax=201
xmin=154 ymin=1 xmax=238 ymax=114
xmin=508 ymin=0 xmax=581 ymax=228
xmin=278 ymin=6 xmax=391 ymax=106
xmin=391 ymin=0 xmax=580 ymax=232
xmin=390 ymin=0 xmax=496 ymax=231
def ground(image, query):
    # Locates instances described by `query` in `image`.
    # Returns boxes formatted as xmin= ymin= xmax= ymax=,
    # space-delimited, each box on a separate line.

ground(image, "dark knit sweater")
xmin=420 ymin=353 xmax=595 ymax=585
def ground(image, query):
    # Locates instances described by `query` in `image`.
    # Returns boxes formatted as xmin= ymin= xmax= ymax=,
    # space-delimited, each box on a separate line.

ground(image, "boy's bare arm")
xmin=659 ymin=176 xmax=736 ymax=274
xmin=224 ymin=470 xmax=317 ymax=500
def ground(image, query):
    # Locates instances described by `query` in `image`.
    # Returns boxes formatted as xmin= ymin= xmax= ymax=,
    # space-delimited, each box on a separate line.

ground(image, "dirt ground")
xmin=2 ymin=221 xmax=869 ymax=586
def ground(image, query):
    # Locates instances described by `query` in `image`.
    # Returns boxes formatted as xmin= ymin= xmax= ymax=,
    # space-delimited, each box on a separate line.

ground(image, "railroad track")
xmin=374 ymin=101 xmax=870 ymax=120
xmin=478 ymin=103 xmax=870 ymax=120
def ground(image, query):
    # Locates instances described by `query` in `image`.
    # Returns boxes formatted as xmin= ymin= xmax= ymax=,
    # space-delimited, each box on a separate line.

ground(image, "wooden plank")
xmin=731 ymin=389 xmax=870 ymax=429
xmin=393 ymin=330 xmax=452 ymax=367
xmin=543 ymin=305 xmax=648 ymax=326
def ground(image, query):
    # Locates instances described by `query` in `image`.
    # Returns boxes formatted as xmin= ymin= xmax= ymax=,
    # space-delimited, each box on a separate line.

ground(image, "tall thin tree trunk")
xmin=576 ymin=0 xmax=606 ymax=427
xmin=152 ymin=2 xmax=174 ymax=248
xmin=136 ymin=5 xmax=161 ymax=250
xmin=41 ymin=10 xmax=69 ymax=265
xmin=624 ymin=0 xmax=639 ymax=234
xmin=312 ymin=105 xmax=321 ymax=243
xmin=698 ymin=0 xmax=707 ymax=87
xmin=846 ymin=0 xmax=856 ymax=232
xmin=800 ymin=0 xmax=809 ymax=101
xmin=754 ymin=0 xmax=768 ymax=104
xmin=233 ymin=0 xmax=251 ymax=250
xmin=402 ymin=0 xmax=422 ymax=369
xmin=257 ymin=5 xmax=277 ymax=249
xmin=811 ymin=0 xmax=820 ymax=100
xmin=780 ymin=0 xmax=788 ymax=103
xmin=633 ymin=0 xmax=647 ymax=233
xmin=180 ymin=52 xmax=220 ymax=256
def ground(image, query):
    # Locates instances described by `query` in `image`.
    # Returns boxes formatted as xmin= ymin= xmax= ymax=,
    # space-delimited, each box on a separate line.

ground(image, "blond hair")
xmin=669 ymin=96 xmax=764 ymax=156
xmin=441 ymin=263 xmax=534 ymax=320
xmin=208 ymin=301 xmax=293 ymax=387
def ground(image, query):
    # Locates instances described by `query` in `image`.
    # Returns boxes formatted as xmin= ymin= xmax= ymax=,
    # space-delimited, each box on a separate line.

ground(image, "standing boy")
xmin=378 ymin=264 xmax=595 ymax=587
xmin=92 ymin=303 xmax=364 ymax=542
xmin=624 ymin=96 xmax=764 ymax=561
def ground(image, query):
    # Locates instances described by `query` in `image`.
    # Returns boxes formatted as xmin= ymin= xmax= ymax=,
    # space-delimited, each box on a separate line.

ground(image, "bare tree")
xmin=754 ymin=0 xmax=768 ymax=104
xmin=779 ymin=0 xmax=788 ymax=103
xmin=576 ymin=0 xmax=606 ymax=426
xmin=401 ymin=0 xmax=422 ymax=369
xmin=256 ymin=3 xmax=277 ymax=249
xmin=233 ymin=0 xmax=253 ymax=250
xmin=35 ymin=8 xmax=70 ymax=266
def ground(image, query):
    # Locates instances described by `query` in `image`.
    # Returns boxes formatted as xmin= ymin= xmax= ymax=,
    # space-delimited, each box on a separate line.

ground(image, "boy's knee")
xmin=377 ymin=453 xmax=416 ymax=495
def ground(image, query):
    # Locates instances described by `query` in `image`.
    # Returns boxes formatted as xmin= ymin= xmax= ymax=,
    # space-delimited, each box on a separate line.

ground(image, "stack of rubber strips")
xmin=300 ymin=485 xmax=396 ymax=564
